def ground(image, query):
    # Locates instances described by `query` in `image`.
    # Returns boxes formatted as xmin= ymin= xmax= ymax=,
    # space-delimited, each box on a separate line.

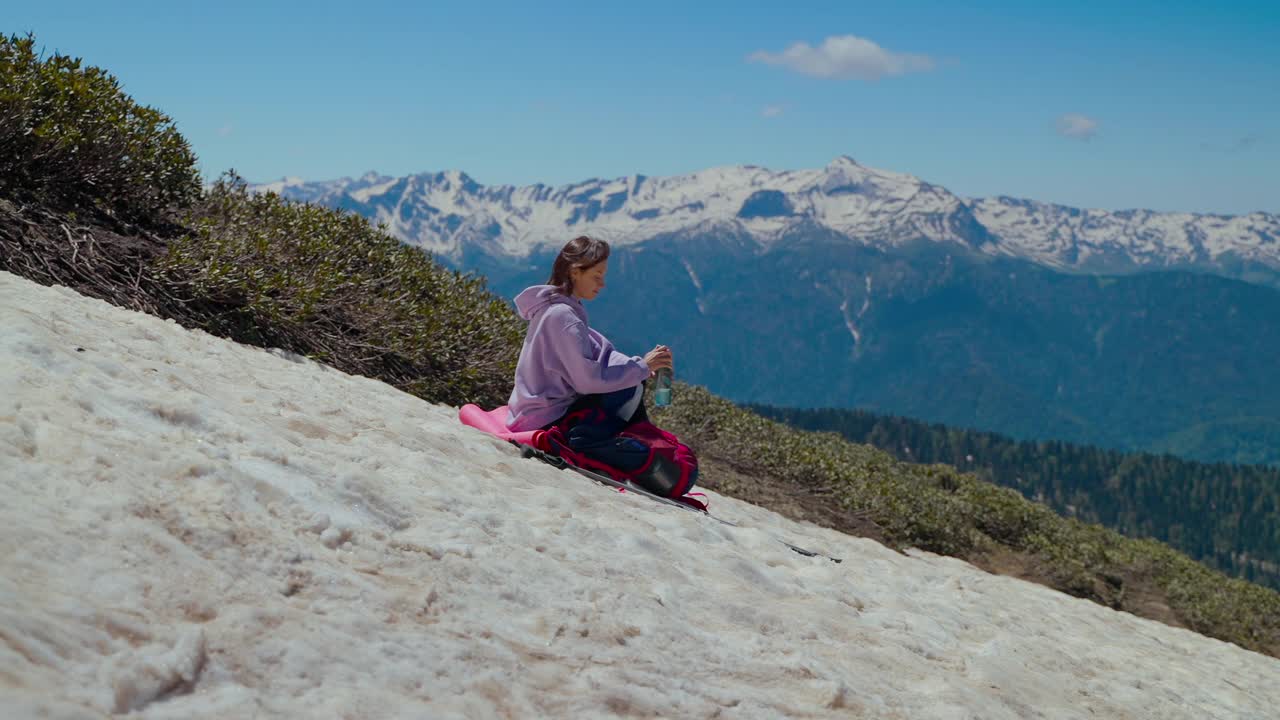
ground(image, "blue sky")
xmin=7 ymin=0 xmax=1278 ymax=214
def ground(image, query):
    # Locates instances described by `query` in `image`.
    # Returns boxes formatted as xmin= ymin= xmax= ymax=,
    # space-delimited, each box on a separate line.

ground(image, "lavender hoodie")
xmin=505 ymin=285 xmax=650 ymax=431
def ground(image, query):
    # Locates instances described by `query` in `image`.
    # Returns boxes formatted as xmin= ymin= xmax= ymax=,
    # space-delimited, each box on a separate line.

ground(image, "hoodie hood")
xmin=513 ymin=285 xmax=586 ymax=323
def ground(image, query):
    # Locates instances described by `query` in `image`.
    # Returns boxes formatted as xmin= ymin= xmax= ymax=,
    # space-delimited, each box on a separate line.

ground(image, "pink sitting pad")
xmin=458 ymin=404 xmax=543 ymax=445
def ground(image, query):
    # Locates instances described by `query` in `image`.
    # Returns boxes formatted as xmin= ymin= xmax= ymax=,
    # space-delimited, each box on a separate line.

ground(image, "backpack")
xmin=542 ymin=405 xmax=699 ymax=500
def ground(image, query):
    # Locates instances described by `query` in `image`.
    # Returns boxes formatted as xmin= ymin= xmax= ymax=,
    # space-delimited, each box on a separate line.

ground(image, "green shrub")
xmin=0 ymin=33 xmax=200 ymax=222
xmin=161 ymin=175 xmax=525 ymax=406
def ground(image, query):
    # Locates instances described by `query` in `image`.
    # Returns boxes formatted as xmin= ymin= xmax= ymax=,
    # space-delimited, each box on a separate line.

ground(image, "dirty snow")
xmin=2 ymin=270 xmax=1277 ymax=719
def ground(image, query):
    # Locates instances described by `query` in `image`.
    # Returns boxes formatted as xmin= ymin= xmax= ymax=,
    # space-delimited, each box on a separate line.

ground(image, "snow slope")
xmin=2 ymin=270 xmax=1277 ymax=719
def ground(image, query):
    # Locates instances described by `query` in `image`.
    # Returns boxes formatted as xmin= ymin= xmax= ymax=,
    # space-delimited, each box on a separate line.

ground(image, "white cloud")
xmin=1056 ymin=113 xmax=1098 ymax=140
xmin=216 ymin=124 xmax=234 ymax=138
xmin=761 ymin=105 xmax=785 ymax=118
xmin=748 ymin=34 xmax=935 ymax=81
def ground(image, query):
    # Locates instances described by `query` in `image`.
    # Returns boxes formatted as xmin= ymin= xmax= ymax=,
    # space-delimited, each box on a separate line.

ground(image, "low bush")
xmin=161 ymin=175 xmax=525 ymax=407
xmin=0 ymin=33 xmax=199 ymax=223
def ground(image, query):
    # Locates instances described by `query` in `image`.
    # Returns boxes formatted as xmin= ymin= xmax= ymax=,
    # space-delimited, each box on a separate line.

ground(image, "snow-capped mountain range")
xmin=251 ymin=156 xmax=1280 ymax=279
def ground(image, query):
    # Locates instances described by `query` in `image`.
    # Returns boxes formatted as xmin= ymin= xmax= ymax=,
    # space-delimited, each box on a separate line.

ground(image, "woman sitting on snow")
xmin=506 ymin=235 xmax=673 ymax=432
xmin=505 ymin=235 xmax=697 ymax=500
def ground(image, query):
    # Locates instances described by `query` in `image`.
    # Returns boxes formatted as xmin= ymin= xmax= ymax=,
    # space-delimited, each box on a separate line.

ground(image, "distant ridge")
xmin=252 ymin=157 xmax=1280 ymax=289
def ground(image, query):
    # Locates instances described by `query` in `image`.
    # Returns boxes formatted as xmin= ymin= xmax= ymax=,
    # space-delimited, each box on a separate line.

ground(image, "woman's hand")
xmin=642 ymin=345 xmax=673 ymax=377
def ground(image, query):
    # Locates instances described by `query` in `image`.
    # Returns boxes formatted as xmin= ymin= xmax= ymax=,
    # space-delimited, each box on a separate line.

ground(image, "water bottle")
xmin=654 ymin=367 xmax=673 ymax=407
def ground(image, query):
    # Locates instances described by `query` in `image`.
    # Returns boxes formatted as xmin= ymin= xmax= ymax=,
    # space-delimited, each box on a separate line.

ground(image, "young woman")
xmin=505 ymin=235 xmax=673 ymax=432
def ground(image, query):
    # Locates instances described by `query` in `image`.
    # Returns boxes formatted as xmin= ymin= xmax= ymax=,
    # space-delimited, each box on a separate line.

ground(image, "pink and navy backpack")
xmin=542 ymin=406 xmax=699 ymax=500
xmin=458 ymin=403 xmax=699 ymax=502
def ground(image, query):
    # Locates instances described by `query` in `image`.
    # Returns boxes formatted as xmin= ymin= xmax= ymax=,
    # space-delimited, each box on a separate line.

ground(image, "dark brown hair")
xmin=548 ymin=235 xmax=610 ymax=296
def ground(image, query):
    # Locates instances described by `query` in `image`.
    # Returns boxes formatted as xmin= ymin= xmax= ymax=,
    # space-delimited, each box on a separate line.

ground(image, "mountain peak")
xmin=815 ymin=154 xmax=919 ymax=197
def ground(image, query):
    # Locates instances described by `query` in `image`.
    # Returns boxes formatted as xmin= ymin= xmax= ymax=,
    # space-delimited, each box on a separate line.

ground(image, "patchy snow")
xmin=839 ymin=299 xmax=861 ymax=347
xmin=2 ymin=270 xmax=1278 ymax=719
xmin=681 ymin=258 xmax=703 ymax=292
xmin=349 ymin=178 xmax=401 ymax=204
xmin=837 ymin=275 xmax=875 ymax=349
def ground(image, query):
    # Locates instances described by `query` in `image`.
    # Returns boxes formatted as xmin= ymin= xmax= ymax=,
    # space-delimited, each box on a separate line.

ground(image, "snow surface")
xmin=2 ymin=269 xmax=1278 ymax=719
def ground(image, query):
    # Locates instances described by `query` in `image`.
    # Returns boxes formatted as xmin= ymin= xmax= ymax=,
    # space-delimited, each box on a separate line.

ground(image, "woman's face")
xmin=570 ymin=259 xmax=608 ymax=301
